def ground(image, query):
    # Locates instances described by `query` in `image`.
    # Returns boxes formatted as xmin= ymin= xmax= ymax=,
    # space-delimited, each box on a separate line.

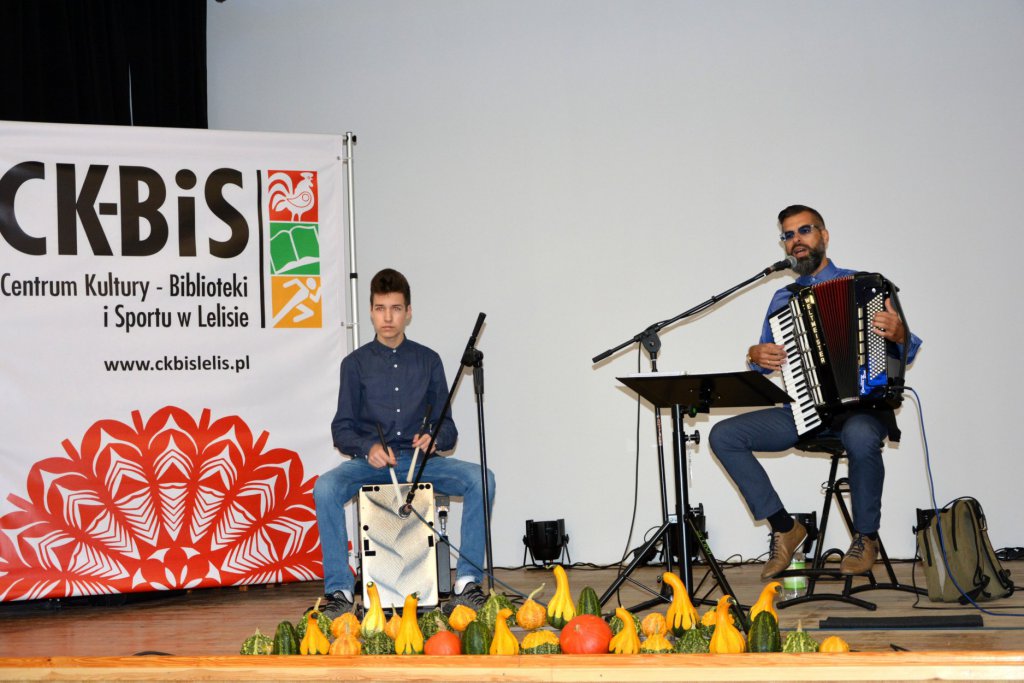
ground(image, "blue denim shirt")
xmin=750 ymin=260 xmax=923 ymax=373
xmin=331 ymin=337 xmax=457 ymax=458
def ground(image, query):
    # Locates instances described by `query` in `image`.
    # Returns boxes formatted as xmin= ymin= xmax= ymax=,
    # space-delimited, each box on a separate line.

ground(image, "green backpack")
xmin=915 ymin=497 xmax=1014 ymax=603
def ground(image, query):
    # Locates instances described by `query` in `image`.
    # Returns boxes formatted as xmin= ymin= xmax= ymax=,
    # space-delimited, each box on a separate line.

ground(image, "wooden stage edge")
xmin=2 ymin=652 xmax=1024 ymax=682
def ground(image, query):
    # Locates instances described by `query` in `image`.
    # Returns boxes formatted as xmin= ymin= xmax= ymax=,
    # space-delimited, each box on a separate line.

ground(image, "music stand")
xmin=600 ymin=370 xmax=791 ymax=630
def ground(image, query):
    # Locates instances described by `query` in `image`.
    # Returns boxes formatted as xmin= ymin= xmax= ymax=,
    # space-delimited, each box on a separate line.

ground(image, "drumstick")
xmin=407 ymin=404 xmax=433 ymax=482
xmin=375 ymin=422 xmax=403 ymax=504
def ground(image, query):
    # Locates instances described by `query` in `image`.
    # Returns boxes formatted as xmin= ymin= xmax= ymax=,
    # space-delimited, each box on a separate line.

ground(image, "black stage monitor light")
xmin=524 ymin=519 xmax=567 ymax=564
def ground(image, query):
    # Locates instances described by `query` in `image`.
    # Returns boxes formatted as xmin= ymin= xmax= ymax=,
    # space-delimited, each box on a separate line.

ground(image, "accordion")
xmin=768 ymin=272 xmax=906 ymax=435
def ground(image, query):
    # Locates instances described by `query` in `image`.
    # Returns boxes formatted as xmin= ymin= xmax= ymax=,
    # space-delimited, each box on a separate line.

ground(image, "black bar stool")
xmin=776 ymin=436 xmax=924 ymax=610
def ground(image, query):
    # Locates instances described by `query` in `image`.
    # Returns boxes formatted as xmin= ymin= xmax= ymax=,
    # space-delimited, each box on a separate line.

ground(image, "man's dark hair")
xmin=370 ymin=268 xmax=411 ymax=306
xmin=778 ymin=204 xmax=825 ymax=228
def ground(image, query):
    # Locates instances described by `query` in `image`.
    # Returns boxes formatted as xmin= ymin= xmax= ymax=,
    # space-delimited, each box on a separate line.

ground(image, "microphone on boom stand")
xmin=763 ymin=254 xmax=798 ymax=275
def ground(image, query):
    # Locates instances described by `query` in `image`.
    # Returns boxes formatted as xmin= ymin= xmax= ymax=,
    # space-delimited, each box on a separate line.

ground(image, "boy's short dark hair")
xmin=370 ymin=268 xmax=411 ymax=306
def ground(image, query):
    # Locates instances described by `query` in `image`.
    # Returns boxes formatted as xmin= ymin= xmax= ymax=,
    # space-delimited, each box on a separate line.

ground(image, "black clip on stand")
xmin=591 ymin=257 xmax=797 ymax=631
xmin=403 ymin=313 xmax=495 ymax=592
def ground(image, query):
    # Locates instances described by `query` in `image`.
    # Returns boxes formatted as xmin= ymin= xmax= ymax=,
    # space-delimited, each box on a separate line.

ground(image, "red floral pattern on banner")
xmin=0 ymin=407 xmax=322 ymax=601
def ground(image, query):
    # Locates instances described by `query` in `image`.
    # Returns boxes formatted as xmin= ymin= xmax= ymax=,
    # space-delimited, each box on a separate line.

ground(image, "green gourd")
xmin=674 ymin=627 xmax=711 ymax=654
xmin=271 ymin=621 xmax=301 ymax=655
xmin=418 ymin=608 xmax=451 ymax=640
xmin=575 ymin=586 xmax=602 ymax=617
xmin=521 ymin=629 xmax=562 ymax=655
xmin=363 ymin=630 xmax=397 ymax=655
xmin=461 ymin=620 xmax=492 ymax=655
xmin=747 ymin=611 xmax=782 ymax=653
xmin=239 ymin=627 xmax=273 ymax=655
xmin=782 ymin=621 xmax=819 ymax=653
xmin=639 ymin=632 xmax=675 ymax=654
xmin=478 ymin=590 xmax=516 ymax=633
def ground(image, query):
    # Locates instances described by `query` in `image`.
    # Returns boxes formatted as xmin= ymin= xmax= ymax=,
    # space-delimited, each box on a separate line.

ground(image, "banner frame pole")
xmin=343 ymin=132 xmax=360 ymax=350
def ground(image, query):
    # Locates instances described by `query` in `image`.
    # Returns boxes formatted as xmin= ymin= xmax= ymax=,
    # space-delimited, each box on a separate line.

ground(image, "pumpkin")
xmin=448 ymin=605 xmax=477 ymax=632
xmin=819 ymin=635 xmax=851 ymax=653
xmin=361 ymin=581 xmax=387 ymax=638
xmin=489 ymin=608 xmax=520 ymax=655
xmin=747 ymin=611 xmax=782 ymax=653
xmin=423 ymin=630 xmax=462 ymax=656
xmin=608 ymin=608 xmax=641 ymax=654
xmin=560 ymin=614 xmax=613 ymax=655
xmin=271 ymin=621 xmax=300 ymax=655
xmin=521 ymin=629 xmax=561 ymax=655
xmin=384 ymin=608 xmax=402 ymax=641
xmin=782 ymin=620 xmax=819 ymax=653
xmin=546 ymin=564 xmax=576 ymax=629
xmin=418 ymin=608 xmax=450 ymax=640
xmin=516 ymin=583 xmax=547 ymax=630
xmin=462 ymin=620 xmax=492 ymax=655
xmin=363 ymin=630 xmax=396 ymax=655
xmin=478 ymin=589 xmax=516 ymax=633
xmin=331 ymin=612 xmax=361 ymax=639
xmin=662 ymin=571 xmax=699 ymax=636
xmin=328 ymin=633 xmax=362 ymax=656
xmin=576 ymin=586 xmax=602 ymax=617
xmin=674 ymin=626 xmax=711 ymax=654
xmin=708 ymin=596 xmax=745 ymax=654
xmin=394 ymin=592 xmax=424 ymax=655
xmin=641 ymin=612 xmax=669 ymax=638
xmin=749 ymin=581 xmax=782 ymax=622
xmin=299 ymin=601 xmax=331 ymax=655
xmin=640 ymin=631 xmax=674 ymax=654
xmin=240 ymin=627 xmax=273 ymax=655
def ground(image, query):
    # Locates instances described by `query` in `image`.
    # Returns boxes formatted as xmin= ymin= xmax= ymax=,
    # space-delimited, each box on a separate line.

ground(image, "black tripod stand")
xmin=598 ymin=372 xmax=789 ymax=631
xmin=592 ymin=257 xmax=797 ymax=631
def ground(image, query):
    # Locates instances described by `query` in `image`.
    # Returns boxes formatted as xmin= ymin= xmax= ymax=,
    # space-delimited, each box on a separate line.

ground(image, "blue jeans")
xmin=313 ymin=451 xmax=496 ymax=594
xmin=708 ymin=408 xmax=888 ymax=534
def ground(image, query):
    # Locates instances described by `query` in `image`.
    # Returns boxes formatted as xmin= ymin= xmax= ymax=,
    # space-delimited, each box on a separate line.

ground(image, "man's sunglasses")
xmin=779 ymin=224 xmax=820 ymax=242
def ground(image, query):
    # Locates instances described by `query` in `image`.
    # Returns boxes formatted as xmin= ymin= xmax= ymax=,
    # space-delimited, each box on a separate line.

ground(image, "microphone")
xmin=398 ymin=503 xmax=412 ymax=519
xmin=764 ymin=255 xmax=797 ymax=275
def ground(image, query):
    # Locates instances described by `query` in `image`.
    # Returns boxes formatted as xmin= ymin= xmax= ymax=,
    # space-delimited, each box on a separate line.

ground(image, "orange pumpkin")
xmin=641 ymin=612 xmax=668 ymax=637
xmin=559 ymin=614 xmax=613 ymax=655
xmin=330 ymin=612 xmax=361 ymax=639
xmin=448 ymin=605 xmax=477 ymax=632
xmin=515 ymin=584 xmax=547 ymax=630
xmin=328 ymin=633 xmax=362 ymax=656
xmin=384 ymin=609 xmax=402 ymax=641
xmin=423 ymin=630 xmax=462 ymax=655
xmin=819 ymin=635 xmax=851 ymax=652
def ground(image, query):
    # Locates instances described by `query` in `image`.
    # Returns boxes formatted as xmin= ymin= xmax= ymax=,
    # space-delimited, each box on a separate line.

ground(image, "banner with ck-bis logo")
xmin=0 ymin=121 xmax=350 ymax=601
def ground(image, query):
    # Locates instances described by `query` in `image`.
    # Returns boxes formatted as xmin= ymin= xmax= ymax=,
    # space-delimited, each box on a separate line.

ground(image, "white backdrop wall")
xmin=206 ymin=1 xmax=1024 ymax=568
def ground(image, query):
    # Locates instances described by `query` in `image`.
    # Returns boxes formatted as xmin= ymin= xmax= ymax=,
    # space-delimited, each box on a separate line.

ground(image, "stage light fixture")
xmin=523 ymin=519 xmax=568 ymax=566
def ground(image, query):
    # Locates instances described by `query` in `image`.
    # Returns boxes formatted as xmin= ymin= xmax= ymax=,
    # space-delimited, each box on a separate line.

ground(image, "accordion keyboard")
xmin=769 ymin=303 xmax=824 ymax=435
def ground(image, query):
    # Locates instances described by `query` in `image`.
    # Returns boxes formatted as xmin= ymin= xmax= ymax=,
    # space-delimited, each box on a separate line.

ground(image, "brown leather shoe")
xmin=840 ymin=533 xmax=879 ymax=575
xmin=760 ymin=519 xmax=807 ymax=580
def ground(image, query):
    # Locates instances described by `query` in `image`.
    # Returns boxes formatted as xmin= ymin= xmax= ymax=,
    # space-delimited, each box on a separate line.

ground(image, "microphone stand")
xmin=404 ymin=313 xmax=493 ymax=589
xmin=591 ymin=259 xmax=791 ymax=629
xmin=592 ymin=260 xmax=790 ymax=366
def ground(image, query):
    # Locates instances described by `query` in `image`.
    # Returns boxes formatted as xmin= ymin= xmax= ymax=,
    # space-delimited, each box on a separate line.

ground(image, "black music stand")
xmin=600 ymin=370 xmax=791 ymax=630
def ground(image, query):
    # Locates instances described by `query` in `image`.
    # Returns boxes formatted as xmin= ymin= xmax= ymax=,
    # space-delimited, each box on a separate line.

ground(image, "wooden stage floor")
xmin=1 ymin=561 xmax=1022 ymax=680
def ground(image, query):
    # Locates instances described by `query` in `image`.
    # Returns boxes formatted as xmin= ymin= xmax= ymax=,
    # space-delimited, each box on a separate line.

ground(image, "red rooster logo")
xmin=268 ymin=171 xmax=317 ymax=221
